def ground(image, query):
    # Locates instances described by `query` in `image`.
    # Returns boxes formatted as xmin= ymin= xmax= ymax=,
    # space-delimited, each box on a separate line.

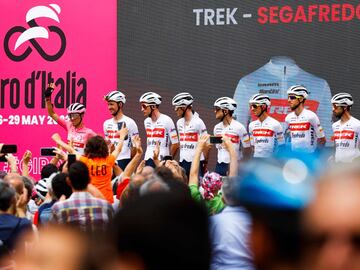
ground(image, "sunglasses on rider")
xmin=141 ymin=104 xmax=150 ymax=110
xmin=175 ymin=106 xmax=185 ymax=111
xmin=68 ymin=113 xmax=80 ymax=119
xmin=214 ymin=107 xmax=221 ymax=112
xmin=250 ymin=104 xmax=261 ymax=109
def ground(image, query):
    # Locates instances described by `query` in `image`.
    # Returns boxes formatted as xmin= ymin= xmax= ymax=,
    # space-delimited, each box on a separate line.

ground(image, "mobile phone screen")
xmin=1 ymin=145 xmax=17 ymax=153
xmin=40 ymin=147 xmax=56 ymax=156
xmin=210 ymin=136 xmax=223 ymax=144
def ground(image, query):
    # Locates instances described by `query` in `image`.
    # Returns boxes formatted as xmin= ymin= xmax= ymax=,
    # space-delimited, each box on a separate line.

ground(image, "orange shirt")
xmin=80 ymin=155 xmax=116 ymax=203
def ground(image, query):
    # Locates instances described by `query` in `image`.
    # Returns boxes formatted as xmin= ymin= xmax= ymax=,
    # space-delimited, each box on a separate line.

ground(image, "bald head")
xmin=4 ymin=173 xmax=24 ymax=195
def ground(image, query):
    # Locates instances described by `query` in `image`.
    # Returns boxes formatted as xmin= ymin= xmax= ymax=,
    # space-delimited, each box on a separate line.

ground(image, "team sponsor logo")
xmin=179 ymin=132 xmax=198 ymax=142
xmin=224 ymin=133 xmax=240 ymax=143
xmin=4 ymin=4 xmax=66 ymax=61
xmin=71 ymin=141 xmax=85 ymax=148
xmin=253 ymin=128 xmax=274 ymax=137
xmin=289 ymin=122 xmax=311 ymax=131
xmin=333 ymin=130 xmax=355 ymax=140
xmin=250 ymin=99 xmax=320 ymax=122
xmin=146 ymin=128 xmax=165 ymax=138
xmin=106 ymin=129 xmax=120 ymax=139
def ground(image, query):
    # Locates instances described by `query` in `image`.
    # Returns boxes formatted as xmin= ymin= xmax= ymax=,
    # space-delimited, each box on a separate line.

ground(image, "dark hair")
xmin=41 ymin=164 xmax=58 ymax=179
xmin=0 ymin=181 xmax=16 ymax=211
xmin=68 ymin=161 xmax=90 ymax=190
xmin=110 ymin=193 xmax=211 ymax=270
xmin=84 ymin=136 xmax=109 ymax=159
xmin=0 ymin=171 xmax=7 ymax=180
xmin=22 ymin=176 xmax=34 ymax=201
xmin=52 ymin=173 xmax=72 ymax=199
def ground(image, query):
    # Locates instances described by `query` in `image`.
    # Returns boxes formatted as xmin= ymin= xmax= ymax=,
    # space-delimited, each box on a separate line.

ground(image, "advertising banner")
xmin=0 ymin=0 xmax=117 ymax=177
xmin=117 ymin=0 xmax=360 ymax=162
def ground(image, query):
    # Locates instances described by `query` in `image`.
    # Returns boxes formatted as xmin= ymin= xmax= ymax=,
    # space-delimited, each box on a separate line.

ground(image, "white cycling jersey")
xmin=177 ymin=113 xmax=207 ymax=162
xmin=249 ymin=116 xmax=284 ymax=158
xmin=332 ymin=116 xmax=360 ymax=163
xmin=285 ymin=108 xmax=325 ymax=153
xmin=214 ymin=119 xmax=251 ymax=163
xmin=144 ymin=113 xmax=179 ymax=160
xmin=103 ymin=115 xmax=139 ymax=160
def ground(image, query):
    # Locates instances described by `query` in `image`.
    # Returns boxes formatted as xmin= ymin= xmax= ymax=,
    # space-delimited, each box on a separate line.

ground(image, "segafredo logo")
xmin=4 ymin=4 xmax=66 ymax=61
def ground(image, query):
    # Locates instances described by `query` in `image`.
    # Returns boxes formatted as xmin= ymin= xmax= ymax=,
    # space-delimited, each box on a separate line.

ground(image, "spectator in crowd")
xmin=139 ymin=92 xmax=179 ymax=167
xmin=301 ymin=162 xmax=360 ymax=270
xmin=213 ymin=97 xmax=251 ymax=176
xmin=189 ymin=134 xmax=237 ymax=215
xmin=236 ymin=152 xmax=318 ymax=270
xmin=45 ymin=82 xmax=96 ymax=154
xmin=52 ymin=126 xmax=128 ymax=204
xmin=0 ymin=181 xmax=32 ymax=258
xmin=51 ymin=161 xmax=114 ymax=232
xmin=210 ymin=176 xmax=254 ymax=270
xmin=108 ymin=192 xmax=211 ymax=270
xmin=103 ymin=90 xmax=139 ymax=170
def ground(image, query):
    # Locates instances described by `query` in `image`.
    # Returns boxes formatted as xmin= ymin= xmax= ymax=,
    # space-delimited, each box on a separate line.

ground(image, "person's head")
xmin=331 ymin=92 xmax=353 ymax=119
xmin=161 ymin=160 xmax=188 ymax=184
xmin=104 ymin=90 xmax=126 ymax=117
xmin=172 ymin=92 xmax=194 ymax=118
xmin=221 ymin=176 xmax=238 ymax=206
xmin=68 ymin=161 xmax=90 ymax=191
xmin=0 ymin=180 xmax=16 ymax=212
xmin=41 ymin=163 xmax=58 ymax=179
xmin=22 ymin=176 xmax=34 ymax=203
xmin=4 ymin=173 xmax=24 ymax=195
xmin=236 ymin=152 xmax=319 ymax=270
xmin=67 ymin=103 xmax=86 ymax=127
xmin=301 ymin=164 xmax=360 ymax=270
xmin=213 ymin=97 xmax=237 ymax=121
xmin=139 ymin=92 xmax=162 ymax=118
xmin=84 ymin=135 xmax=109 ymax=159
xmin=249 ymin=93 xmax=271 ymax=118
xmin=109 ymin=193 xmax=211 ymax=270
xmin=51 ymin=173 xmax=72 ymax=200
xmin=199 ymin=171 xmax=223 ymax=200
xmin=287 ymin=85 xmax=308 ymax=111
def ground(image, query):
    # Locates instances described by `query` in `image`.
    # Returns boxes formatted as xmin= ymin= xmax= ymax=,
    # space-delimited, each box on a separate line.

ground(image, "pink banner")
xmin=0 ymin=1 xmax=117 ymax=178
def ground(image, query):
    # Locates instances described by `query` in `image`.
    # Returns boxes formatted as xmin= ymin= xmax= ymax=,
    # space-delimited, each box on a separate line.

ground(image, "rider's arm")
xmin=45 ymin=83 xmax=59 ymax=122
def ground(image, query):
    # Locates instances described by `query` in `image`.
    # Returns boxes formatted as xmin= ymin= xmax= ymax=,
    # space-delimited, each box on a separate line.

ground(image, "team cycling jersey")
xmin=214 ymin=119 xmax=251 ymax=163
xmin=233 ymin=56 xmax=333 ymax=145
xmin=177 ymin=113 xmax=207 ymax=162
xmin=285 ymin=108 xmax=325 ymax=153
xmin=57 ymin=118 xmax=96 ymax=155
xmin=144 ymin=113 xmax=179 ymax=160
xmin=332 ymin=117 xmax=360 ymax=163
xmin=249 ymin=116 xmax=284 ymax=158
xmin=103 ymin=115 xmax=139 ymax=160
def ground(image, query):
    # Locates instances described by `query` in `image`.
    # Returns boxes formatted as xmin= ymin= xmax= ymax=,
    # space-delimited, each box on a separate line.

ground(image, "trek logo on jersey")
xmin=106 ymin=130 xmax=120 ymax=139
xmin=253 ymin=129 xmax=274 ymax=137
xmin=179 ymin=132 xmax=198 ymax=142
xmin=333 ymin=130 xmax=355 ymax=140
xmin=71 ymin=141 xmax=85 ymax=149
xmin=251 ymin=99 xmax=320 ymax=122
xmin=224 ymin=133 xmax=240 ymax=143
xmin=146 ymin=128 xmax=165 ymax=138
xmin=289 ymin=122 xmax=311 ymax=131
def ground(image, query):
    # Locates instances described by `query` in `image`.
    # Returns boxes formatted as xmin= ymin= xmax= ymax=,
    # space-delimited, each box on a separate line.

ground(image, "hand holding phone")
xmin=67 ymin=154 xmax=76 ymax=169
xmin=118 ymin=122 xmax=128 ymax=140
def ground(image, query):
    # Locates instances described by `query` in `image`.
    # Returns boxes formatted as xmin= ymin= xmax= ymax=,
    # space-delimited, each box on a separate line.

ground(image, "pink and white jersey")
xmin=144 ymin=114 xmax=179 ymax=160
xmin=177 ymin=113 xmax=207 ymax=162
xmin=249 ymin=116 xmax=284 ymax=158
xmin=214 ymin=119 xmax=251 ymax=163
xmin=285 ymin=108 xmax=325 ymax=153
xmin=57 ymin=118 xmax=96 ymax=154
xmin=332 ymin=117 xmax=360 ymax=163
xmin=103 ymin=115 xmax=139 ymax=160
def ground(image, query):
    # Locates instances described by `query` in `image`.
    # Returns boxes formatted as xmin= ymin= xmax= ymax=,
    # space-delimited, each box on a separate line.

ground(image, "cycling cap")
xmin=331 ymin=92 xmax=353 ymax=106
xmin=287 ymin=85 xmax=308 ymax=99
xmin=104 ymin=90 xmax=126 ymax=104
xmin=214 ymin=97 xmax=237 ymax=111
xmin=172 ymin=92 xmax=193 ymax=106
xmin=249 ymin=93 xmax=271 ymax=106
xmin=139 ymin=92 xmax=162 ymax=105
xmin=67 ymin=103 xmax=86 ymax=114
xmin=235 ymin=150 xmax=322 ymax=210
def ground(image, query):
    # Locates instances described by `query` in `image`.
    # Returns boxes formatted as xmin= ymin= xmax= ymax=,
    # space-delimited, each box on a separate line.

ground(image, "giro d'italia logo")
xmin=4 ymin=4 xmax=66 ymax=62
